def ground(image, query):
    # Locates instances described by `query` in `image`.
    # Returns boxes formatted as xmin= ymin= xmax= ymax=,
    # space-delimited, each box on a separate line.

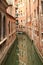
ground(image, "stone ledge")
xmin=33 ymin=42 xmax=43 ymax=63
xmin=0 ymin=37 xmax=16 ymax=65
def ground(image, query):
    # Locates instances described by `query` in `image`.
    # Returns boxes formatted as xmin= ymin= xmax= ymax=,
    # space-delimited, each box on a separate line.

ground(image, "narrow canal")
xmin=3 ymin=33 xmax=43 ymax=65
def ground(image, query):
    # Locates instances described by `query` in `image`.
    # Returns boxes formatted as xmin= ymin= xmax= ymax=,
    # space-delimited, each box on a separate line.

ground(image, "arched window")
xmin=0 ymin=12 xmax=2 ymax=41
xmin=3 ymin=15 xmax=6 ymax=38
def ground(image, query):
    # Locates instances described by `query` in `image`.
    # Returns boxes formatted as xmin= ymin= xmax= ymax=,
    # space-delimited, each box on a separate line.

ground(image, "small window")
xmin=11 ymin=22 xmax=13 ymax=32
xmin=21 ymin=20 xmax=22 ymax=22
xmin=8 ymin=21 xmax=10 ymax=34
xmin=21 ymin=10 xmax=22 ymax=12
xmin=37 ymin=31 xmax=39 ymax=36
xmin=37 ymin=7 xmax=39 ymax=15
xmin=16 ymin=20 xmax=19 ymax=25
xmin=34 ymin=10 xmax=36 ymax=18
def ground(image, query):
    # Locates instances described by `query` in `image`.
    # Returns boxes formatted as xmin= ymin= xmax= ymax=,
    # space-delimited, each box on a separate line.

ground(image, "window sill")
xmin=0 ymin=37 xmax=7 ymax=45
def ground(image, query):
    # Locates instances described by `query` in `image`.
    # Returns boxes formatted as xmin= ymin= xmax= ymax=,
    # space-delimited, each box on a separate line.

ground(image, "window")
xmin=34 ymin=10 xmax=36 ymax=18
xmin=11 ymin=22 xmax=13 ymax=32
xmin=42 ymin=33 xmax=43 ymax=38
xmin=41 ymin=1 xmax=43 ymax=14
xmin=37 ymin=7 xmax=39 ymax=15
xmin=37 ymin=0 xmax=39 ymax=15
xmin=3 ymin=16 xmax=6 ymax=38
xmin=21 ymin=20 xmax=22 ymax=22
xmin=21 ymin=10 xmax=22 ymax=12
xmin=0 ymin=13 xmax=2 ymax=41
xmin=16 ymin=20 xmax=19 ymax=25
xmin=37 ymin=31 xmax=39 ymax=36
xmin=8 ymin=21 xmax=10 ymax=34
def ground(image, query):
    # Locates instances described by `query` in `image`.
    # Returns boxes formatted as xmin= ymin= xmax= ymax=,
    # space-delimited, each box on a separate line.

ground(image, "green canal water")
xmin=3 ymin=33 xmax=43 ymax=65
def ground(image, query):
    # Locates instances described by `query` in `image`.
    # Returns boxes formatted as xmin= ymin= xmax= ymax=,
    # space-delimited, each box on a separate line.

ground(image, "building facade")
xmin=15 ymin=0 xmax=27 ymax=32
xmin=26 ymin=0 xmax=43 ymax=62
xmin=15 ymin=0 xmax=43 ymax=63
xmin=15 ymin=0 xmax=28 ymax=65
xmin=0 ymin=0 xmax=16 ymax=64
xmin=0 ymin=0 xmax=43 ymax=64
